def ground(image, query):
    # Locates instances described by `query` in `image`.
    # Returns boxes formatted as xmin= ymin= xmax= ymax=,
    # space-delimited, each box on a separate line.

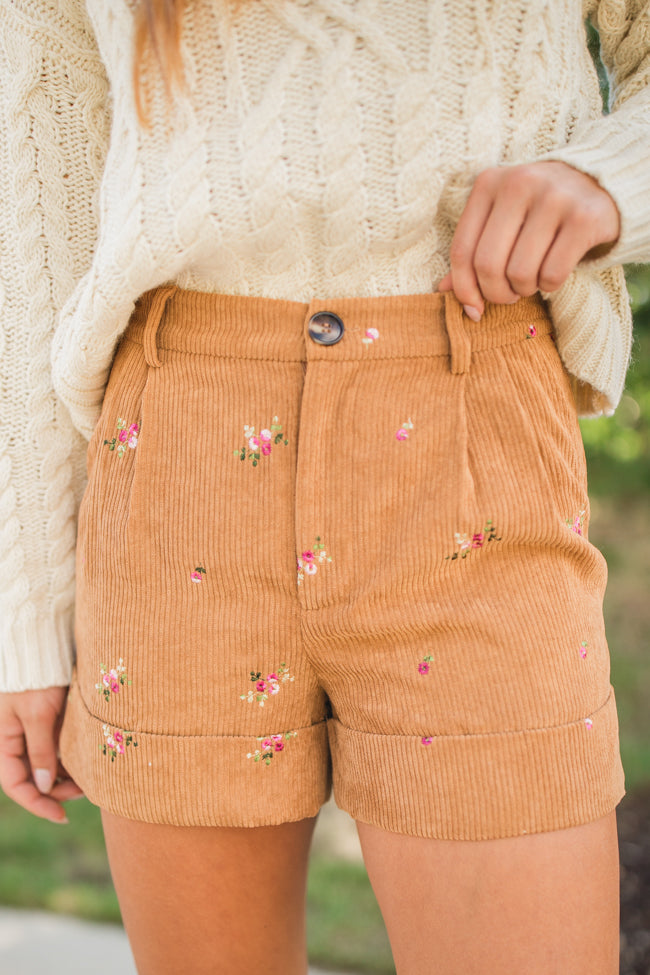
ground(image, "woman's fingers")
xmin=445 ymin=169 xmax=495 ymax=316
xmin=441 ymin=160 xmax=621 ymax=312
xmin=504 ymin=204 xmax=565 ymax=296
xmin=0 ymin=731 xmax=69 ymax=823
xmin=0 ymin=686 xmax=82 ymax=823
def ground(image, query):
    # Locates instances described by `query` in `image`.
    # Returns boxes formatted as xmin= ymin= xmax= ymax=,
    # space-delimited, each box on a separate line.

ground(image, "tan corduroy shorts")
xmin=59 ymin=284 xmax=625 ymax=840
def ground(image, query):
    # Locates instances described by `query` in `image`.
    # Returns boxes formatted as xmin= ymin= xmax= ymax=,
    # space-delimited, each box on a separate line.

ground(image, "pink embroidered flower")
xmin=241 ymin=663 xmax=295 ymax=706
xmin=579 ymin=641 xmax=588 ymax=659
xmin=396 ymin=418 xmax=414 ymax=440
xmin=104 ymin=418 xmax=140 ymax=458
xmin=567 ymin=510 xmax=586 ymax=535
xmin=418 ymin=654 xmax=434 ymax=675
xmin=421 ymin=737 xmax=433 ymax=746
xmin=362 ymin=327 xmax=380 ymax=346
xmin=101 ymin=723 xmax=138 ymax=760
xmin=527 ymin=324 xmax=537 ymax=338
xmin=446 ymin=520 xmax=501 ymax=561
xmin=234 ymin=416 xmax=289 ymax=465
xmin=191 ymin=565 xmax=207 ymax=583
xmin=297 ymin=536 xmax=332 ymax=585
xmin=247 ymin=730 xmax=297 ymax=765
xmin=584 ymin=717 xmax=593 ymax=729
xmin=96 ymin=659 xmax=131 ymax=702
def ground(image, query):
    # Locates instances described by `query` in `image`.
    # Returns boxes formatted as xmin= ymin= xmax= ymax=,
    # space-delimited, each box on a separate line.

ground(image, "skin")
xmin=437 ymin=160 xmax=620 ymax=318
xmin=0 ymin=160 xmax=623 ymax=971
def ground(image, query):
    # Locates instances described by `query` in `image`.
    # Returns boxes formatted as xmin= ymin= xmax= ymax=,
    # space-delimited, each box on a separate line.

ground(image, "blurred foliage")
xmin=580 ymin=266 xmax=650 ymax=496
xmin=586 ymin=17 xmax=609 ymax=109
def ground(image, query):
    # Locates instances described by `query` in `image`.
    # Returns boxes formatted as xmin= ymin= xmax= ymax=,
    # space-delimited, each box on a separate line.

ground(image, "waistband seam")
xmin=121 ymin=331 xmax=553 ymax=363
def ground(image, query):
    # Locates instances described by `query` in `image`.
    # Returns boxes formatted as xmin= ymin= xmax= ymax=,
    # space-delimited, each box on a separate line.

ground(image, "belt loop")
xmin=443 ymin=291 xmax=472 ymax=375
xmin=142 ymin=285 xmax=178 ymax=368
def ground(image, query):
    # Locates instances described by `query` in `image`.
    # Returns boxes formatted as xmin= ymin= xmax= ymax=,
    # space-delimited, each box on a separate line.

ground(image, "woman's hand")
xmin=0 ymin=686 xmax=85 ymax=824
xmin=437 ymin=160 xmax=621 ymax=320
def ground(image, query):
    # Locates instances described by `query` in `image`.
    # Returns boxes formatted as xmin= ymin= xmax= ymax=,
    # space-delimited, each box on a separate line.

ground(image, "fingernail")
xmin=34 ymin=769 xmax=52 ymax=794
xmin=463 ymin=304 xmax=482 ymax=322
xmin=49 ymin=815 xmax=69 ymax=825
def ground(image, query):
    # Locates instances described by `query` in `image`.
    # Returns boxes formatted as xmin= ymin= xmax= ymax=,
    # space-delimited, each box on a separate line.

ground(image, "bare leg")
xmin=100 ymin=809 xmax=318 ymax=975
xmin=356 ymin=810 xmax=619 ymax=975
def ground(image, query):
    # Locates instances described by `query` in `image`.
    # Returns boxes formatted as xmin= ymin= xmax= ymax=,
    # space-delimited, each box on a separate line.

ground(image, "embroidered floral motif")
xmin=567 ymin=510 xmax=586 ymax=535
xmin=418 ymin=654 xmax=434 ymax=675
xmin=297 ymin=536 xmax=332 ymax=585
xmin=579 ymin=641 xmax=588 ymax=659
xmin=240 ymin=663 xmax=294 ymax=706
xmin=421 ymin=737 xmax=433 ymax=746
xmin=191 ymin=565 xmax=207 ymax=583
xmin=362 ymin=327 xmax=380 ymax=346
xmin=246 ymin=731 xmax=297 ymax=765
xmin=396 ymin=418 xmax=414 ymax=441
xmin=234 ymin=416 xmax=289 ymax=465
xmin=526 ymin=324 xmax=537 ymax=339
xmin=104 ymin=418 xmax=139 ymax=457
xmin=584 ymin=717 xmax=593 ymax=730
xmin=96 ymin=659 xmax=131 ymax=702
xmin=445 ymin=519 xmax=501 ymax=561
xmin=100 ymin=723 xmax=138 ymax=760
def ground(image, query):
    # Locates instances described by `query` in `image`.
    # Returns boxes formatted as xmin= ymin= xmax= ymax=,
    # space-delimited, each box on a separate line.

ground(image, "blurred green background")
xmin=1 ymin=21 xmax=648 ymax=975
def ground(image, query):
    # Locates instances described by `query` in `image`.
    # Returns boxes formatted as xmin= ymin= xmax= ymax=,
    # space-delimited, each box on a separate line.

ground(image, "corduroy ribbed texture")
xmin=58 ymin=286 xmax=625 ymax=839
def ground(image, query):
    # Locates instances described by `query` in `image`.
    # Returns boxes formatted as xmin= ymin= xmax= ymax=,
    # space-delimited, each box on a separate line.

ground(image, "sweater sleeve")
xmin=0 ymin=2 xmax=111 ymax=691
xmin=537 ymin=0 xmax=650 ymax=269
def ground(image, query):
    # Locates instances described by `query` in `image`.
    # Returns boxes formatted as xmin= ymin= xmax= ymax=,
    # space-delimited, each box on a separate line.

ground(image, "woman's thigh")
xmin=356 ymin=810 xmax=619 ymax=975
xmin=100 ymin=809 xmax=319 ymax=975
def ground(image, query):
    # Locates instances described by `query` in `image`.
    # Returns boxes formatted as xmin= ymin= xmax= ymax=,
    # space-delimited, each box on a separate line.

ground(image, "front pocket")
xmin=77 ymin=336 xmax=153 ymax=584
xmin=463 ymin=335 xmax=590 ymax=542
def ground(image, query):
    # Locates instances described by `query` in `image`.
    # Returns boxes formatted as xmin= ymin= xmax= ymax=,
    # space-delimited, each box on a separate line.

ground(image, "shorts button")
xmin=307 ymin=311 xmax=345 ymax=345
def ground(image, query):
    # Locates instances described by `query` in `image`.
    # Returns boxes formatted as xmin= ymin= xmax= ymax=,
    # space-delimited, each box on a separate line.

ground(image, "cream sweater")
xmin=1 ymin=0 xmax=650 ymax=692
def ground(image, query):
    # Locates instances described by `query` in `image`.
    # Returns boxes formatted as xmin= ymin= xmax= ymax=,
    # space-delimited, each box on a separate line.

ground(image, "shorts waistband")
xmin=124 ymin=284 xmax=553 ymax=373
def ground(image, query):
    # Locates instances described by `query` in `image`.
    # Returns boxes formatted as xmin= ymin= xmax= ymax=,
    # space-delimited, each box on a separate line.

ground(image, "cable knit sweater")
xmin=1 ymin=0 xmax=650 ymax=692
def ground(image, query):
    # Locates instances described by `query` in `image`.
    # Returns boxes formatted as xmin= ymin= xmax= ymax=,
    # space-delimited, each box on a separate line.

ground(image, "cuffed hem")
xmin=328 ymin=688 xmax=626 ymax=841
xmin=59 ymin=673 xmax=332 ymax=826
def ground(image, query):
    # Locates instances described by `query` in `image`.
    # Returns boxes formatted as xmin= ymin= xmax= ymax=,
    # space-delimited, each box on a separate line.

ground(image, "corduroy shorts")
xmin=59 ymin=284 xmax=626 ymax=840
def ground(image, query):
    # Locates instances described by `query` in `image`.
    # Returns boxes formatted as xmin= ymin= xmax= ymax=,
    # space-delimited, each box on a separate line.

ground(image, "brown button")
xmin=307 ymin=311 xmax=345 ymax=345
